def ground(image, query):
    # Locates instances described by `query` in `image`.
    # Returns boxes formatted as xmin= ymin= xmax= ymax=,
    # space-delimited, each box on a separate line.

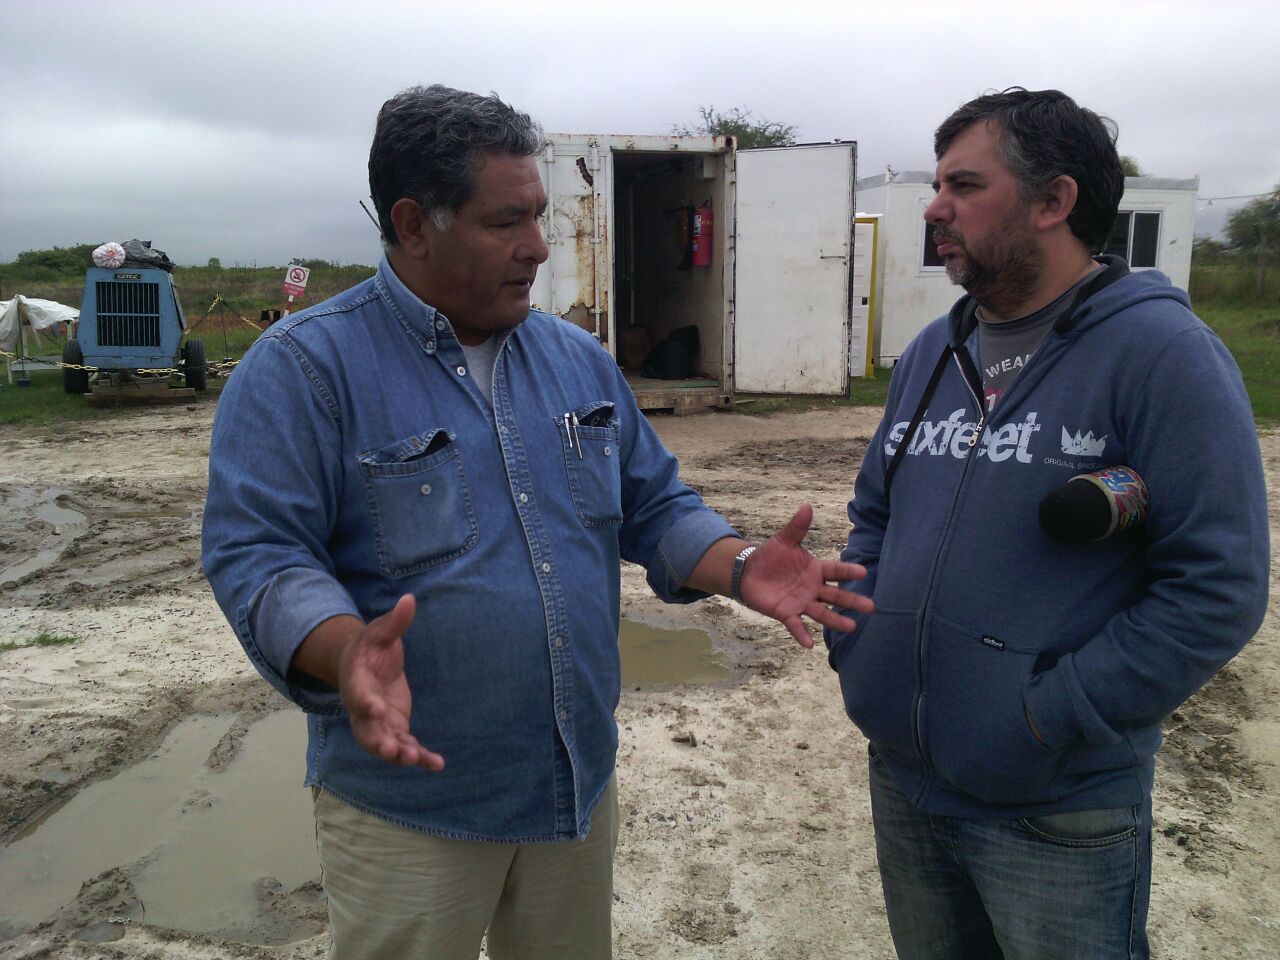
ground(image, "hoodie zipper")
xmin=911 ymin=341 xmax=987 ymax=779
xmin=952 ymin=349 xmax=986 ymax=443
xmin=903 ymin=264 xmax=1129 ymax=787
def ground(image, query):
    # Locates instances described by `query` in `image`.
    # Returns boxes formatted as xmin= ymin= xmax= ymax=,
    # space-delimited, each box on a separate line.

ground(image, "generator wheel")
xmin=183 ymin=339 xmax=207 ymax=392
xmin=63 ymin=339 xmax=89 ymax=394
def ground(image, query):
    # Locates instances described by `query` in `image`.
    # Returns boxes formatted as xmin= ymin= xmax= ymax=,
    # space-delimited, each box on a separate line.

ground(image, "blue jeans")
xmin=869 ymin=749 xmax=1151 ymax=960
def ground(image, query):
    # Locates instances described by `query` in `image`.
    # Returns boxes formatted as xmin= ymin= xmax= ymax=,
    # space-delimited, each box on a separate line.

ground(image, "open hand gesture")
xmin=338 ymin=594 xmax=444 ymax=771
xmin=739 ymin=504 xmax=874 ymax=648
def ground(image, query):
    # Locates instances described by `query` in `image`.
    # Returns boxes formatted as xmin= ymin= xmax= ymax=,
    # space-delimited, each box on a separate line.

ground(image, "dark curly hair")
xmin=934 ymin=88 xmax=1125 ymax=253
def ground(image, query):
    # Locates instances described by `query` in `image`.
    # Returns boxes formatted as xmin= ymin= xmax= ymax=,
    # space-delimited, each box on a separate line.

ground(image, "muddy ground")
xmin=0 ymin=401 xmax=1276 ymax=959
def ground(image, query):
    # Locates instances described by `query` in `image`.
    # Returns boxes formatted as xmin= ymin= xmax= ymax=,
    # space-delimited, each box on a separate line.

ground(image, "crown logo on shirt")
xmin=1061 ymin=428 xmax=1107 ymax=457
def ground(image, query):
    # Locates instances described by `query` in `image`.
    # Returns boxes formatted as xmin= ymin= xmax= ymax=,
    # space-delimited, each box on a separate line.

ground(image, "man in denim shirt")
xmin=202 ymin=84 xmax=873 ymax=960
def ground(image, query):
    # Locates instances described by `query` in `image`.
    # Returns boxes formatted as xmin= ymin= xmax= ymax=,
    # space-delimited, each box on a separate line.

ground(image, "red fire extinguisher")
xmin=691 ymin=202 xmax=714 ymax=267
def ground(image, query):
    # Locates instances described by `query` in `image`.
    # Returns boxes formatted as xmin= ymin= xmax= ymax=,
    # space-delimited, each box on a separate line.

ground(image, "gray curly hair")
xmin=368 ymin=84 xmax=543 ymax=245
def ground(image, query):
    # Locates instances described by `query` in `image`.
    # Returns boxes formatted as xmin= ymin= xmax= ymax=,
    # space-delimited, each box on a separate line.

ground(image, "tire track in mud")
xmin=1 ymin=479 xmax=207 ymax=609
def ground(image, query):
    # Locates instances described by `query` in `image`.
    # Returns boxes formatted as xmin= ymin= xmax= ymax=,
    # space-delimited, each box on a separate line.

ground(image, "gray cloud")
xmin=3 ymin=0 xmax=1275 ymax=266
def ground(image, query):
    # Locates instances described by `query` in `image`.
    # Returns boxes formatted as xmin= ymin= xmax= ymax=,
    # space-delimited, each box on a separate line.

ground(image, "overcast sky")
xmin=3 ymin=0 xmax=1276 ymax=268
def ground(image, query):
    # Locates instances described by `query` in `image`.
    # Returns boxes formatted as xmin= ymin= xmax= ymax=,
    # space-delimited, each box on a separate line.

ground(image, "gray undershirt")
xmin=977 ymin=269 xmax=1097 ymax=412
xmin=459 ymin=335 xmax=502 ymax=407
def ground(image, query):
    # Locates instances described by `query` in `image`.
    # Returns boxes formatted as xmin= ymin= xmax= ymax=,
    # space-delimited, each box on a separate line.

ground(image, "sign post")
xmin=281 ymin=264 xmax=311 ymax=316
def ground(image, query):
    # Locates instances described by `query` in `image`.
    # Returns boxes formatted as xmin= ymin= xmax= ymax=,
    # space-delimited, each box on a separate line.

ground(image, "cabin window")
xmin=921 ymin=223 xmax=944 ymax=268
xmin=1105 ymin=211 xmax=1161 ymax=268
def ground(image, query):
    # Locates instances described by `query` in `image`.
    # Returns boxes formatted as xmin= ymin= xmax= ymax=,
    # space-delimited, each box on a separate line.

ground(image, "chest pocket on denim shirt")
xmin=357 ymin=428 xmax=479 ymax=576
xmin=557 ymin=401 xmax=623 ymax=527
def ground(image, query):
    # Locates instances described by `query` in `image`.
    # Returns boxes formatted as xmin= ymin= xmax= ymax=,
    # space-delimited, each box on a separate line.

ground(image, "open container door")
xmin=533 ymin=134 xmax=734 ymax=414
xmin=734 ymin=142 xmax=856 ymax=394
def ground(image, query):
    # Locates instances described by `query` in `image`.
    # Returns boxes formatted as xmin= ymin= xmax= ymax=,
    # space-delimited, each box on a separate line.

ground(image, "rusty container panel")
xmin=532 ymin=136 xmax=604 ymax=341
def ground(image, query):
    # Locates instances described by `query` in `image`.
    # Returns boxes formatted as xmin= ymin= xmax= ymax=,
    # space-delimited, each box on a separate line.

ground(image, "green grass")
xmin=1197 ymin=304 xmax=1280 ymax=424
xmin=740 ymin=302 xmax=1280 ymax=428
xmin=737 ymin=372 xmax=892 ymax=416
xmin=1 ymin=368 xmax=133 ymax=425
xmin=0 ymin=361 xmax=228 ymax=428
xmin=1189 ymin=261 xmax=1280 ymax=306
xmin=0 ymin=260 xmax=350 ymax=427
xmin=0 ymin=262 xmax=376 ymax=320
xmin=2 ymin=255 xmax=1275 ymax=427
xmin=0 ymin=631 xmax=81 ymax=654
xmin=1 ymin=310 xmax=251 ymax=427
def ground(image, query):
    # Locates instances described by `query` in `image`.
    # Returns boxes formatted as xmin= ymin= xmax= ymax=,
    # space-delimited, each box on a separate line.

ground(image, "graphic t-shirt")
xmin=978 ymin=270 xmax=1097 ymax=412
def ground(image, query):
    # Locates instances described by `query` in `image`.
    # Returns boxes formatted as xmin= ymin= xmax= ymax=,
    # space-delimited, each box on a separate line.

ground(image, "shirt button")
xmin=456 ymin=366 xmax=467 ymax=377
xmin=419 ymin=483 xmax=432 ymax=495
xmin=603 ymin=446 xmax=612 ymax=456
xmin=435 ymin=319 xmax=446 ymax=331
xmin=425 ymin=344 xmax=435 ymax=354
xmin=519 ymin=493 xmax=529 ymax=504
xmin=498 ymin=425 xmax=508 ymax=434
xmin=541 ymin=562 xmax=551 ymax=573
xmin=558 ymin=711 xmax=567 ymax=722
xmin=555 ymin=637 xmax=564 ymax=649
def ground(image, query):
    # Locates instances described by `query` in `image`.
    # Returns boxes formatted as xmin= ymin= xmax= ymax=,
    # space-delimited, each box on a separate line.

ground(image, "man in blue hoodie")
xmin=827 ymin=88 xmax=1269 ymax=959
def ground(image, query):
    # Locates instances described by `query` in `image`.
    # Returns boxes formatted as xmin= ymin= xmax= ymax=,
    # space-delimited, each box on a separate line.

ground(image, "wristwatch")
xmin=730 ymin=544 xmax=757 ymax=602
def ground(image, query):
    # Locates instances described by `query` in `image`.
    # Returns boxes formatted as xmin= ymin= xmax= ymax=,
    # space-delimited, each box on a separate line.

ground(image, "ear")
xmin=1033 ymin=175 xmax=1079 ymax=233
xmin=390 ymin=198 xmax=433 ymax=259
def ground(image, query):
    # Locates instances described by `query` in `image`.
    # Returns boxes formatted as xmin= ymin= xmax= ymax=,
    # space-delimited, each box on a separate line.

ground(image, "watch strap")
xmin=730 ymin=544 xmax=757 ymax=602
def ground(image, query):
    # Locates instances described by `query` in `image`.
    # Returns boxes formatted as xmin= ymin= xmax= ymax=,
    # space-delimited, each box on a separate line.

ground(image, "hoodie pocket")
xmin=357 ymin=428 xmax=479 ymax=576
xmin=833 ymin=608 xmax=919 ymax=759
xmin=924 ymin=615 xmax=1061 ymax=804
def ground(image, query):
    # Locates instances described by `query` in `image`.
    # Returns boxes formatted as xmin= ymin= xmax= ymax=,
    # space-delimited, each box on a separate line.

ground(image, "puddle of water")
xmin=0 ymin=486 xmax=88 ymax=584
xmin=0 ymin=711 xmax=316 ymax=942
xmin=619 ymin=617 xmax=733 ymax=687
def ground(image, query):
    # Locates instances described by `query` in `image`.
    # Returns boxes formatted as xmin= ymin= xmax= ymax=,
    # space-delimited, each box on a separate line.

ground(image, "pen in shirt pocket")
xmin=562 ymin=412 xmax=575 ymax=452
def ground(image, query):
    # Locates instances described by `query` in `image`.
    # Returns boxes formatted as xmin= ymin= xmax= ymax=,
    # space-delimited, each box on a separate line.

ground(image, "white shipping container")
xmin=532 ymin=134 xmax=859 ymax=410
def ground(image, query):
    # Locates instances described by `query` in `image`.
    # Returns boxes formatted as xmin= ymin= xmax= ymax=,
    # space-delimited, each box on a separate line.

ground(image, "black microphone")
xmin=1039 ymin=466 xmax=1149 ymax=543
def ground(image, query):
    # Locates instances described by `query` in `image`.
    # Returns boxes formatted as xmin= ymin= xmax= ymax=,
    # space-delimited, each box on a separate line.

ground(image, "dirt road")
xmin=0 ymin=402 xmax=1276 ymax=958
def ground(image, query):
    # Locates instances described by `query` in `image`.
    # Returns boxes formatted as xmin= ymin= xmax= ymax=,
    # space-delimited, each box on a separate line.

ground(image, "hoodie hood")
xmin=944 ymin=256 xmax=1191 ymax=348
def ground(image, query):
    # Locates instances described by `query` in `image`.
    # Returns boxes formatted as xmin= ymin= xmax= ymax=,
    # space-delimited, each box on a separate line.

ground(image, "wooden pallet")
xmin=86 ymin=381 xmax=197 ymax=407
xmin=624 ymin=372 xmax=732 ymax=415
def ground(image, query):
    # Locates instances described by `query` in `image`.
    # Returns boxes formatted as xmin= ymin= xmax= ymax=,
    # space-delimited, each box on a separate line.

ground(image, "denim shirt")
xmin=202 ymin=257 xmax=735 ymax=842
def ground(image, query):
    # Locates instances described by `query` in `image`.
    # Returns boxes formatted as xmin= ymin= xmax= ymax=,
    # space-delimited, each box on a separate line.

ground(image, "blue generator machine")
xmin=63 ymin=267 xmax=205 ymax=393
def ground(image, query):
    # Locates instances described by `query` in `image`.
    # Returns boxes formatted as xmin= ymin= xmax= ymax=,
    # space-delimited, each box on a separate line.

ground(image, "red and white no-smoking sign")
xmin=282 ymin=265 xmax=311 ymax=298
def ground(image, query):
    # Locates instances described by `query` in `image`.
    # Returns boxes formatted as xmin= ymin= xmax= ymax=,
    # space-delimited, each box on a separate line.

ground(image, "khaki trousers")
xmin=313 ymin=777 xmax=618 ymax=960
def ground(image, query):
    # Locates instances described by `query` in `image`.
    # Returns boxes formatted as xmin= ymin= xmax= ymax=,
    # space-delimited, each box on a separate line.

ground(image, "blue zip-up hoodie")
xmin=826 ymin=259 xmax=1269 ymax=819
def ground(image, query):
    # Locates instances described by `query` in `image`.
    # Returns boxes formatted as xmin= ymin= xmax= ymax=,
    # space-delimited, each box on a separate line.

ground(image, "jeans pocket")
xmin=357 ymin=428 xmax=478 ymax=576
xmin=556 ymin=401 xmax=623 ymax=527
xmin=924 ymin=615 xmax=1060 ymax=804
xmin=1018 ymin=805 xmax=1139 ymax=848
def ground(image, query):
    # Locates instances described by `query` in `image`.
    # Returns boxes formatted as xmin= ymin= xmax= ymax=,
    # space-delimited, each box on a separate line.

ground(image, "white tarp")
xmin=0 ymin=296 xmax=79 ymax=353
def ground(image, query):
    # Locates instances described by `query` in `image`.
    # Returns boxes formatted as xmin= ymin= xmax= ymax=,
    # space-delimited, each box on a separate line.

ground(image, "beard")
xmin=935 ymin=209 xmax=1044 ymax=320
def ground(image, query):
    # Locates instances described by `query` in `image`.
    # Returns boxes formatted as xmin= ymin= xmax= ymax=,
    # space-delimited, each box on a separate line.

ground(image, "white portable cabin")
xmin=855 ymin=172 xmax=1199 ymax=366
xmin=531 ymin=134 xmax=860 ymax=409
